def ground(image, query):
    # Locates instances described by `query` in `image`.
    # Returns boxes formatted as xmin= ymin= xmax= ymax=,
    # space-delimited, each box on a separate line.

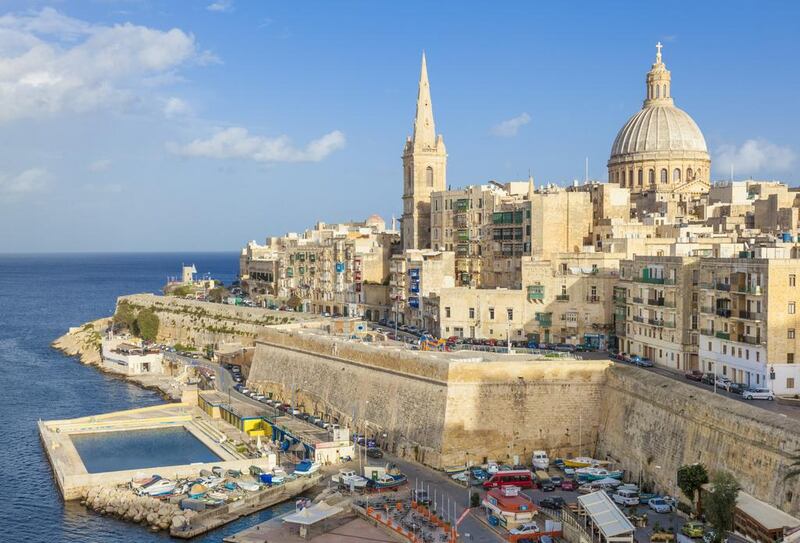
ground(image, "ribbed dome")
xmin=610 ymin=105 xmax=708 ymax=158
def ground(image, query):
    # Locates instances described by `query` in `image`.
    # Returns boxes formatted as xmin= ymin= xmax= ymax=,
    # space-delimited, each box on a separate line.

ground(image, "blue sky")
xmin=0 ymin=1 xmax=798 ymax=252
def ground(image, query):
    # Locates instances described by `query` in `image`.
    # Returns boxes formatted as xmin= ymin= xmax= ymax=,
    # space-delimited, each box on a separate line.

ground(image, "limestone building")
xmin=608 ymin=44 xmax=711 ymax=204
xmin=402 ymin=53 xmax=447 ymax=251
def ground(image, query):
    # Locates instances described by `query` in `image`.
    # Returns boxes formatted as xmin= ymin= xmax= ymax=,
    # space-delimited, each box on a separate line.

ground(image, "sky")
xmin=0 ymin=1 xmax=799 ymax=252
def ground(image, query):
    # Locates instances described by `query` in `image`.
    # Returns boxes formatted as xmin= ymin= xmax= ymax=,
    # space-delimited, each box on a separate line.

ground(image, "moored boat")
xmin=139 ymin=479 xmax=176 ymax=497
xmin=563 ymin=457 xmax=598 ymax=468
xmin=575 ymin=467 xmax=624 ymax=481
xmin=332 ymin=469 xmax=369 ymax=489
xmin=188 ymin=483 xmax=208 ymax=498
xmin=367 ymin=472 xmax=407 ymax=490
xmin=237 ymin=481 xmax=261 ymax=492
xmin=294 ymin=460 xmax=321 ymax=476
xmin=131 ymin=474 xmax=161 ymax=489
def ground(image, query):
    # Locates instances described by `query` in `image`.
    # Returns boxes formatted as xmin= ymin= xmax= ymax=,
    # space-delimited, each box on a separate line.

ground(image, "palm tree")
xmin=784 ymin=450 xmax=800 ymax=481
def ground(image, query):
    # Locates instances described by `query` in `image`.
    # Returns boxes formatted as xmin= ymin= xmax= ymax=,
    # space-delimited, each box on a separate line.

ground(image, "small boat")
xmin=224 ymin=482 xmax=237 ymax=491
xmin=237 ymin=481 xmax=261 ymax=492
xmin=443 ymin=465 xmax=467 ymax=474
xmin=211 ymin=466 xmax=224 ymax=477
xmin=575 ymin=467 xmax=624 ymax=481
xmin=207 ymin=491 xmax=227 ymax=501
xmin=188 ymin=483 xmax=208 ymax=498
xmin=140 ymin=479 xmax=176 ymax=497
xmin=249 ymin=465 xmax=263 ymax=477
xmin=199 ymin=469 xmax=213 ymax=477
xmin=563 ymin=457 xmax=598 ymax=468
xmin=367 ymin=472 xmax=407 ymax=490
xmin=226 ymin=469 xmax=241 ymax=478
xmin=332 ymin=469 xmax=369 ymax=489
xmin=294 ymin=460 xmax=321 ymax=476
xmin=131 ymin=474 xmax=161 ymax=489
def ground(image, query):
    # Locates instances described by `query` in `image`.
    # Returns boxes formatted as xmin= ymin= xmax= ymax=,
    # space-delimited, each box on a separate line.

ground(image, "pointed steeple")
xmin=412 ymin=52 xmax=436 ymax=148
xmin=527 ymin=172 xmax=536 ymax=200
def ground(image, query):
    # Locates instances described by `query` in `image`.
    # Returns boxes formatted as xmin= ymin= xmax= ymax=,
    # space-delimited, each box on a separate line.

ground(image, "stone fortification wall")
xmin=117 ymin=294 xmax=311 ymax=349
xmin=248 ymin=328 xmax=610 ymax=469
xmin=441 ymin=359 xmax=610 ymax=467
xmin=598 ymin=364 xmax=800 ymax=514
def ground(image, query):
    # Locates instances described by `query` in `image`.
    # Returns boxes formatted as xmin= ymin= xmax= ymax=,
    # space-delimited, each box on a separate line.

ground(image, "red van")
xmin=482 ymin=470 xmax=534 ymax=490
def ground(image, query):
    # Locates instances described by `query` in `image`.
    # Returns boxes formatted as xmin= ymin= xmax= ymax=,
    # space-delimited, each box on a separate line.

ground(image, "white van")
xmin=532 ymin=450 xmax=549 ymax=470
xmin=612 ymin=488 xmax=640 ymax=506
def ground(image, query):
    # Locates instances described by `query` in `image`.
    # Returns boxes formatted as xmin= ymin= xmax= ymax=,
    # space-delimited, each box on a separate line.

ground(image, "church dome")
xmin=365 ymin=214 xmax=386 ymax=230
xmin=610 ymin=105 xmax=707 ymax=158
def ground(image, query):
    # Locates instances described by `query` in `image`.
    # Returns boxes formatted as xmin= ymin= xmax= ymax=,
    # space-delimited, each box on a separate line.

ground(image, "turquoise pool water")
xmin=72 ymin=427 xmax=222 ymax=474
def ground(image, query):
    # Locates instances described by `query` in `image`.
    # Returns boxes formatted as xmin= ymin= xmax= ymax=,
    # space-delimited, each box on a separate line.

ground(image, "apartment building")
xmin=617 ymin=256 xmax=700 ymax=371
xmin=389 ymin=250 xmax=455 ymax=331
xmin=697 ymin=251 xmax=800 ymax=394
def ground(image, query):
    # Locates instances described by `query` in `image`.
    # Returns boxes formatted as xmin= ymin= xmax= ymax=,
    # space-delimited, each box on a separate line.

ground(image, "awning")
xmin=578 ymin=491 xmax=635 ymax=539
xmin=283 ymin=503 xmax=343 ymax=526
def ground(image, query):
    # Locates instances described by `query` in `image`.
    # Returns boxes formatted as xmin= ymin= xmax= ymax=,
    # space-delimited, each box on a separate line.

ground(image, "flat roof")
xmin=736 ymin=490 xmax=799 ymax=530
xmin=578 ymin=491 xmax=635 ymax=539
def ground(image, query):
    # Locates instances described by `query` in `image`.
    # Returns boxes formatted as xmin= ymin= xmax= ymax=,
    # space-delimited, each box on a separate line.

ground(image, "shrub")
xmin=134 ymin=308 xmax=160 ymax=341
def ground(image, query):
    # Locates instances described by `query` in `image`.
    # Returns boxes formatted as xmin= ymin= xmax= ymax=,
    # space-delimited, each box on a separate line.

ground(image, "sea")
xmin=0 ymin=253 xmax=295 ymax=543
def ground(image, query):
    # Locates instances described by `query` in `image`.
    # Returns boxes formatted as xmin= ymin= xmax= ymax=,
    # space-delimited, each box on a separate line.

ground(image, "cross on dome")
xmin=656 ymin=42 xmax=663 ymax=63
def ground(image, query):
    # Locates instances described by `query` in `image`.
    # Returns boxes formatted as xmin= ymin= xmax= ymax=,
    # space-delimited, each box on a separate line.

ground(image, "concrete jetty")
xmin=172 ymin=473 xmax=323 ymax=538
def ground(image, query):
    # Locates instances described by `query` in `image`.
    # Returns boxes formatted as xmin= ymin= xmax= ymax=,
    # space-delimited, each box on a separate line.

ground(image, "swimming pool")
xmin=72 ymin=427 xmax=223 ymax=474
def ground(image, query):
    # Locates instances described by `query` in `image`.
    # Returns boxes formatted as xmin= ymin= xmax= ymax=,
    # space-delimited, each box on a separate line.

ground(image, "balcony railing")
xmin=632 ymin=296 xmax=644 ymax=304
xmin=736 ymin=310 xmax=764 ymax=321
xmin=715 ymin=331 xmax=730 ymax=340
xmin=700 ymin=306 xmax=713 ymax=314
xmin=716 ymin=308 xmax=732 ymax=318
xmin=716 ymin=283 xmax=731 ymax=292
xmin=633 ymin=316 xmax=645 ymax=323
xmin=647 ymin=298 xmax=665 ymax=307
xmin=586 ymin=296 xmax=600 ymax=303
xmin=635 ymin=276 xmax=675 ymax=285
xmin=613 ymin=295 xmax=627 ymax=304
xmin=555 ymin=294 xmax=570 ymax=301
xmin=733 ymin=284 xmax=763 ymax=295
xmin=700 ymin=328 xmax=715 ymax=336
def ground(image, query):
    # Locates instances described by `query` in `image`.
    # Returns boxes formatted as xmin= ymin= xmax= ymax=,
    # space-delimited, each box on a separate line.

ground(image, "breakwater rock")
xmin=81 ymin=486 xmax=197 ymax=532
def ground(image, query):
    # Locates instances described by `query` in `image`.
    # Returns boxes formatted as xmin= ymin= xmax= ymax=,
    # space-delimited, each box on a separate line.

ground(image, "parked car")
xmin=725 ymin=382 xmax=745 ymax=394
xmin=685 ymin=370 xmax=704 ymax=381
xmin=636 ymin=357 xmax=654 ymax=367
xmin=743 ymin=388 xmax=774 ymax=400
xmin=648 ymin=497 xmax=673 ymax=513
xmin=703 ymin=531 xmax=728 ymax=543
xmin=539 ymin=497 xmax=566 ymax=510
xmin=714 ymin=376 xmax=732 ymax=389
xmin=469 ymin=468 xmax=489 ymax=482
xmin=412 ymin=489 xmax=431 ymax=505
xmin=554 ymin=344 xmax=576 ymax=352
xmin=550 ymin=475 xmax=563 ymax=487
xmin=540 ymin=480 xmax=556 ymax=492
xmin=510 ymin=522 xmax=540 ymax=535
xmin=560 ymin=479 xmax=577 ymax=491
xmin=682 ymin=521 xmax=706 ymax=538
xmin=701 ymin=373 xmax=716 ymax=385
xmin=366 ymin=447 xmax=383 ymax=458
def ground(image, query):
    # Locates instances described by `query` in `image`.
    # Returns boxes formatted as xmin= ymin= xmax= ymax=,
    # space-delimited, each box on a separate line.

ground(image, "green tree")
xmin=135 ymin=309 xmax=160 ymax=342
xmin=113 ymin=301 xmax=137 ymax=331
xmin=784 ymin=450 xmax=800 ymax=482
xmin=704 ymin=471 xmax=740 ymax=542
xmin=287 ymin=294 xmax=303 ymax=311
xmin=207 ymin=287 xmax=229 ymax=303
xmin=677 ymin=463 xmax=709 ymax=506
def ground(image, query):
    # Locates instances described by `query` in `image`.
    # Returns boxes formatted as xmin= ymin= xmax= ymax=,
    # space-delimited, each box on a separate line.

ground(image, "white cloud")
xmin=490 ymin=112 xmax=531 ymax=137
xmin=0 ymin=8 xmax=211 ymax=122
xmin=715 ymin=139 xmax=796 ymax=176
xmin=207 ymin=0 xmax=234 ymax=13
xmin=163 ymin=96 xmax=191 ymax=118
xmin=88 ymin=159 xmax=111 ymax=172
xmin=0 ymin=167 xmax=48 ymax=196
xmin=169 ymin=127 xmax=346 ymax=163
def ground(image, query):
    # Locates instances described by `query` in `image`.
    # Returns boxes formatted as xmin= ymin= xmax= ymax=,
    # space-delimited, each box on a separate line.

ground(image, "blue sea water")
xmin=0 ymin=253 xmax=294 ymax=543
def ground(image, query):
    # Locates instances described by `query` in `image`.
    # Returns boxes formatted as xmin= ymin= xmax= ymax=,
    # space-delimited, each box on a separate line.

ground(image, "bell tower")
xmin=402 ymin=52 xmax=447 ymax=251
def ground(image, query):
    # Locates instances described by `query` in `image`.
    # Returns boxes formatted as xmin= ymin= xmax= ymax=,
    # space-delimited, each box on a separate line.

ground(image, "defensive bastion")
xmin=113 ymin=295 xmax=800 ymax=515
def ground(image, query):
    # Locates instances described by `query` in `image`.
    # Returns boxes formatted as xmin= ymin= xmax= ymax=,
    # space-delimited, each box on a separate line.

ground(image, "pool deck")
xmin=39 ymin=401 xmax=276 ymax=500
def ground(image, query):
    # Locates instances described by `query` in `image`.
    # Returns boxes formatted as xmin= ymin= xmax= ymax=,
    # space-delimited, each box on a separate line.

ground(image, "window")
xmin=507 ymin=308 xmax=514 ymax=320
xmin=790 ymin=329 xmax=796 ymax=340
xmin=648 ymin=169 xmax=655 ymax=184
xmin=445 ymin=307 xmax=451 ymax=318
xmin=791 ymin=274 xmax=796 ymax=287
xmin=638 ymin=169 xmax=643 ymax=186
xmin=722 ymin=345 xmax=727 ymax=355
xmin=790 ymin=302 xmax=796 ymax=315
xmin=426 ymin=166 xmax=434 ymax=187
xmin=708 ymin=342 xmax=712 ymax=351
xmin=687 ymin=167 xmax=694 ymax=179
xmin=673 ymin=168 xmax=681 ymax=182
xmin=489 ymin=308 xmax=495 ymax=320
xmin=661 ymin=169 xmax=668 ymax=183
xmin=788 ymin=378 xmax=796 ymax=389
xmin=789 ymin=353 xmax=795 ymax=364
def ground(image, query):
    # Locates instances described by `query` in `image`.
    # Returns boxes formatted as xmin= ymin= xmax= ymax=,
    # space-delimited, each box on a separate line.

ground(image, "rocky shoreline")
xmin=81 ymin=486 xmax=197 ymax=532
xmin=51 ymin=317 xmax=181 ymax=401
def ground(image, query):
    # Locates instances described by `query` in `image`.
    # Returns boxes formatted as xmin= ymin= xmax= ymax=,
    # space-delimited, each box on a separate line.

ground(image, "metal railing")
xmin=736 ymin=310 xmax=764 ymax=321
xmin=632 ymin=296 xmax=644 ymax=304
xmin=716 ymin=308 xmax=732 ymax=318
xmin=715 ymin=331 xmax=730 ymax=340
xmin=555 ymin=294 xmax=570 ymax=301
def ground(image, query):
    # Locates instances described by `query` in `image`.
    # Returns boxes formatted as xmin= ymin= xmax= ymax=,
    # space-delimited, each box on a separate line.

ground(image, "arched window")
xmin=621 ymin=170 xmax=626 ymax=187
xmin=648 ymin=169 xmax=655 ymax=184
xmin=655 ymin=86 xmax=660 ymax=98
xmin=405 ymin=166 xmax=412 ymax=190
xmin=638 ymin=169 xmax=643 ymax=186
xmin=673 ymin=168 xmax=681 ymax=182
xmin=661 ymin=169 xmax=668 ymax=183
xmin=426 ymin=166 xmax=434 ymax=187
xmin=663 ymin=84 xmax=667 ymax=98
xmin=687 ymin=167 xmax=693 ymax=180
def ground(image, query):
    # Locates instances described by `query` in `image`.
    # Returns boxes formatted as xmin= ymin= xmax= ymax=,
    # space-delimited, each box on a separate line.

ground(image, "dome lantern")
xmin=644 ymin=42 xmax=673 ymax=107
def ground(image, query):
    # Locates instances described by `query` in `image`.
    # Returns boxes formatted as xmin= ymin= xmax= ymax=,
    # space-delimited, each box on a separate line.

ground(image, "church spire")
xmin=412 ymin=52 xmax=436 ymax=147
xmin=643 ymin=42 xmax=673 ymax=108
